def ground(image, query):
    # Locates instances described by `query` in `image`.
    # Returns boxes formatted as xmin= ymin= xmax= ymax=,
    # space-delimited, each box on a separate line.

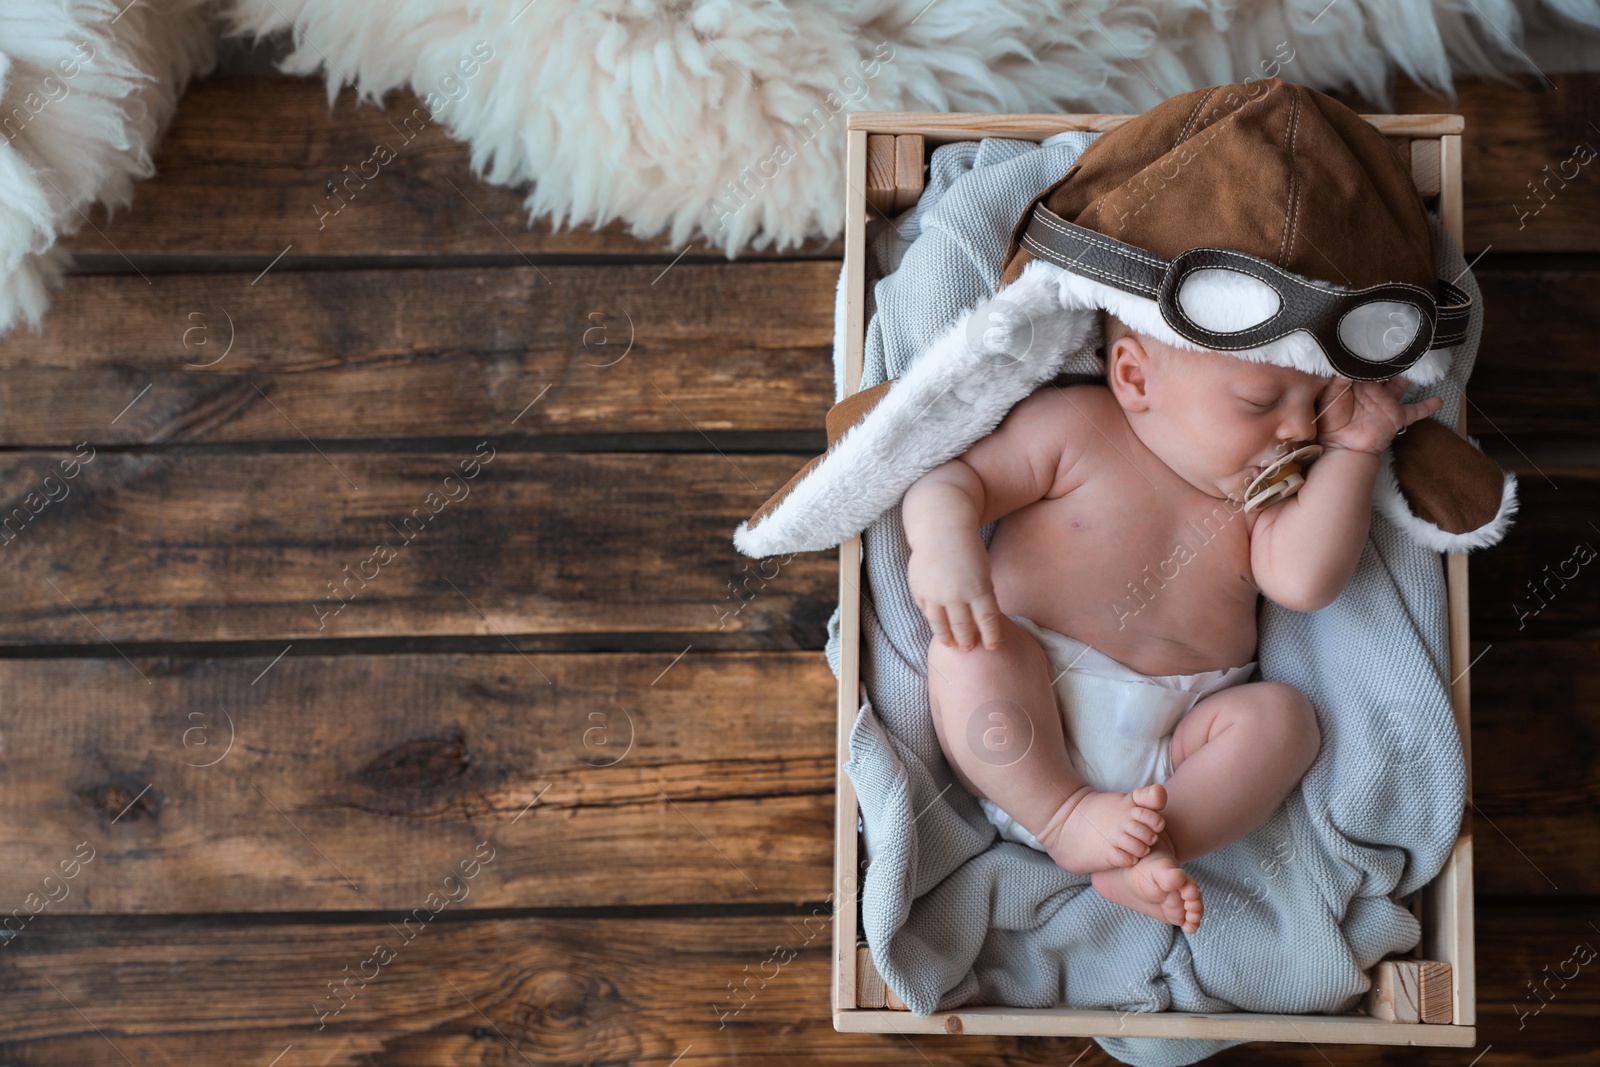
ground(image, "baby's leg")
xmin=927 ymin=614 xmax=1167 ymax=874
xmin=1091 ymin=681 xmax=1320 ymax=933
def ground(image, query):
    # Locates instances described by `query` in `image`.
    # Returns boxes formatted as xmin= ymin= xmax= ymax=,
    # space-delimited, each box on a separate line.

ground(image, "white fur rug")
xmin=4 ymin=0 xmax=1600 ymax=337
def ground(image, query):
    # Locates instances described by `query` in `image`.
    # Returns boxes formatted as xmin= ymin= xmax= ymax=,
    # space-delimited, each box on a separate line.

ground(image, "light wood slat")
xmin=833 ymin=128 xmax=870 ymax=1018
xmin=1388 ymin=136 xmax=1411 ymax=167
xmin=0 ymin=903 xmax=1590 ymax=1063
xmin=56 ymin=73 xmax=842 ymax=259
xmin=0 ymin=263 xmax=835 ymax=444
xmin=893 ymin=135 xmax=926 ymax=211
xmin=0 ymin=651 xmax=834 ymax=911
xmin=0 ymin=452 xmax=834 ymax=644
xmin=1362 ymin=959 xmax=1453 ymax=1023
xmin=1410 ymin=136 xmax=1442 ymax=197
xmin=1441 ymin=133 xmax=1464 ymax=249
xmin=846 ymin=111 xmax=1466 ymax=140
xmin=866 ymin=135 xmax=899 ymax=217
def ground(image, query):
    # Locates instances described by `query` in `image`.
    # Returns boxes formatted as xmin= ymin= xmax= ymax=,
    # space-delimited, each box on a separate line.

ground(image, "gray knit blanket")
xmin=822 ymin=132 xmax=1472 ymax=1066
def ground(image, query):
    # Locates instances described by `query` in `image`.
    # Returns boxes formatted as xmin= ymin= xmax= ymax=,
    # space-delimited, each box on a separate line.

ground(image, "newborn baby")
xmin=903 ymin=312 xmax=1443 ymax=933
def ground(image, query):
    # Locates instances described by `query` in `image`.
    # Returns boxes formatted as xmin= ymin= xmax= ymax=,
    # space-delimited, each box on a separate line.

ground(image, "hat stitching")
xmin=1037 ymin=248 xmax=1151 ymax=291
xmin=1174 ymin=86 xmax=1220 ymax=148
xmin=1026 ymin=211 xmax=1169 ymax=268
xmin=1018 ymin=237 xmax=1151 ymax=292
xmin=1167 ymin=245 xmax=1423 ymax=296
xmin=1278 ymin=92 xmax=1304 ymax=267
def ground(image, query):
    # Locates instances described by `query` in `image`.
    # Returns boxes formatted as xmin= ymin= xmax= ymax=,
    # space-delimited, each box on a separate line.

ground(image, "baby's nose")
xmin=1279 ymin=407 xmax=1318 ymax=442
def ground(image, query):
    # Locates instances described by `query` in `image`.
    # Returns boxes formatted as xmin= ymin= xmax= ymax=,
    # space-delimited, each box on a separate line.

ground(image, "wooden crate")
xmin=831 ymin=110 xmax=1477 ymax=1047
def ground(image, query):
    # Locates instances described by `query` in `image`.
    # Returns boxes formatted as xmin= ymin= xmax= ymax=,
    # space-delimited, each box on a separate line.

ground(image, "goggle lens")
xmin=1336 ymin=301 xmax=1422 ymax=363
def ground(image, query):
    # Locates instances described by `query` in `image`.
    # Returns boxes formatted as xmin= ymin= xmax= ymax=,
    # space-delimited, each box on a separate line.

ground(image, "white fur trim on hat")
xmin=1043 ymin=262 xmax=1454 ymax=387
xmin=732 ymin=257 xmax=1096 ymax=558
xmin=1372 ymin=439 xmax=1520 ymax=552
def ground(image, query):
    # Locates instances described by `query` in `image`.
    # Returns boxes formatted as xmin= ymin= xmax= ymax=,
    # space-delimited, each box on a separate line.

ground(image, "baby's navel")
xmin=1068 ymin=518 xmax=1086 ymax=530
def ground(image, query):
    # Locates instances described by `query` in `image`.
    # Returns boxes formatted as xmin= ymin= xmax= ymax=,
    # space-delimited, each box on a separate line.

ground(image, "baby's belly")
xmin=989 ymin=503 xmax=1260 ymax=676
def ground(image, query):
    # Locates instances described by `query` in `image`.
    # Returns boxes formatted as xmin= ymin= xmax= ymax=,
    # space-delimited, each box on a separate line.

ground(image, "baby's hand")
xmin=1314 ymin=375 xmax=1444 ymax=455
xmin=907 ymin=540 xmax=1005 ymax=651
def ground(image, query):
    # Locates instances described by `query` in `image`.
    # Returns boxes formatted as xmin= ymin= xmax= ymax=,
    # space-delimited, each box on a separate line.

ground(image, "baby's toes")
xmin=1116 ymin=831 xmax=1153 ymax=859
xmin=1182 ymin=896 xmax=1203 ymax=934
xmin=1129 ymin=806 xmax=1166 ymax=834
xmin=1101 ymin=839 xmax=1142 ymax=868
xmin=1122 ymin=820 xmax=1158 ymax=848
xmin=1148 ymin=863 xmax=1189 ymax=894
xmin=1130 ymin=783 xmax=1168 ymax=812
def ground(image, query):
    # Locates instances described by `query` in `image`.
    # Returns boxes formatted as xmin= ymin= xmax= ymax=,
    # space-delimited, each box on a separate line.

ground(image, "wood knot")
xmin=945 ymin=1014 xmax=964 ymax=1034
xmin=348 ymin=732 xmax=474 ymax=816
xmin=77 ymin=781 xmax=157 ymax=824
xmin=503 ymin=969 xmax=640 ymax=1059
xmin=356 ymin=732 xmax=471 ymax=793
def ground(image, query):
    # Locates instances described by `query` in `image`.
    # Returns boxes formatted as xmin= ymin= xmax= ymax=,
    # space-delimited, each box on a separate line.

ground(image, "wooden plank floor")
xmin=0 ymin=63 xmax=1595 ymax=1065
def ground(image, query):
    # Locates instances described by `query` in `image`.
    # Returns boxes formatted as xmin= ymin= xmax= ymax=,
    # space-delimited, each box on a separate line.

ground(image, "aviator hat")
xmin=733 ymin=79 xmax=1517 ymax=559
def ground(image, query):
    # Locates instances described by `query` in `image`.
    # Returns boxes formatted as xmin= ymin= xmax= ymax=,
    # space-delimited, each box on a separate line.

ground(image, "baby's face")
xmin=1112 ymin=332 xmax=1328 ymax=501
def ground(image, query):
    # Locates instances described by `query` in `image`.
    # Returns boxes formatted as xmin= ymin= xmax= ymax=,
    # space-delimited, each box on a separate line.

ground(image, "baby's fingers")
xmin=923 ymin=602 xmax=954 ymax=648
xmin=1400 ymin=394 xmax=1445 ymax=426
xmin=945 ymin=602 xmax=980 ymax=651
xmin=971 ymin=592 xmax=1005 ymax=650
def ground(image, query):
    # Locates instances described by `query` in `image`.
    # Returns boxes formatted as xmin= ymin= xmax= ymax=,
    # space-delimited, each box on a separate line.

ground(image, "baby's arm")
xmin=1251 ymin=376 xmax=1444 ymax=612
xmin=903 ymin=389 xmax=1090 ymax=651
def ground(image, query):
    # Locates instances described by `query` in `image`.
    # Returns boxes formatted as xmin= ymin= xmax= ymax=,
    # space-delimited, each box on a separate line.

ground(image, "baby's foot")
xmin=1038 ymin=783 xmax=1167 ymax=874
xmin=1090 ymin=834 xmax=1204 ymax=934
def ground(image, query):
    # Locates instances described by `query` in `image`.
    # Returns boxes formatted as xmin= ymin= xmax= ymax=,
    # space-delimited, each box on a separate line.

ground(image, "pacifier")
xmin=1243 ymin=443 xmax=1323 ymax=514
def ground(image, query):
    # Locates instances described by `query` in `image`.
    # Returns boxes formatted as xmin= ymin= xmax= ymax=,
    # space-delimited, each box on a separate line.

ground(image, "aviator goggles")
xmin=1019 ymin=204 xmax=1471 ymax=382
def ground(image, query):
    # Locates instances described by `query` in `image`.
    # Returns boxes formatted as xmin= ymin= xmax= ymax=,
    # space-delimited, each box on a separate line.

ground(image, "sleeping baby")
xmin=902 ymin=310 xmax=1443 ymax=933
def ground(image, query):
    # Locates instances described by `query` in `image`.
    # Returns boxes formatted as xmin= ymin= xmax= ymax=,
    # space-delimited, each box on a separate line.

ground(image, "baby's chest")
xmin=992 ymin=485 xmax=1256 ymax=597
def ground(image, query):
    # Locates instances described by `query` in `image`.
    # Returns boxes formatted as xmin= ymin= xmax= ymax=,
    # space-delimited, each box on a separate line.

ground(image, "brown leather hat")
xmin=995 ymin=78 xmax=1467 ymax=386
xmin=732 ymin=80 xmax=1515 ymax=561
xmin=1000 ymin=79 xmax=1435 ymax=291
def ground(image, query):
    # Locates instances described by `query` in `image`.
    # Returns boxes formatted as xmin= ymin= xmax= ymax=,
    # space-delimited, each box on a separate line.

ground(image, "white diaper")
xmin=978 ymin=613 xmax=1258 ymax=852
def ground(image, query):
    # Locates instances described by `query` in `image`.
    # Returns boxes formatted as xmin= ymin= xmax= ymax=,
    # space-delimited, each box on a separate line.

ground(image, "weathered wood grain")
xmin=0 ymin=903 xmax=1590 ymax=1064
xmin=0 ymin=633 xmax=1589 ymax=913
xmin=0 ymin=263 xmax=836 ymax=445
xmin=0 ymin=263 xmax=1590 ymax=444
xmin=1470 ymin=638 xmax=1600 ymax=895
xmin=1471 ymin=269 xmax=1600 ymax=440
xmin=0 ymin=451 xmax=835 ymax=645
xmin=0 ymin=651 xmax=833 ymax=912
xmin=1464 ymin=469 xmax=1600 ymax=638
xmin=56 ymin=73 xmax=842 ymax=260
xmin=1349 ymin=72 xmax=1600 ymax=252
xmin=0 ymin=447 xmax=1587 ymax=644
xmin=53 ymin=73 xmax=1600 ymax=263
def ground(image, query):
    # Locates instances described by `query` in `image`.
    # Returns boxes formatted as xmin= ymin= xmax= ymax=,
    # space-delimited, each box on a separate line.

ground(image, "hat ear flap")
xmin=731 ymin=258 xmax=1098 ymax=559
xmin=741 ymin=378 xmax=899 ymax=534
xmin=1374 ymin=418 xmax=1518 ymax=552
